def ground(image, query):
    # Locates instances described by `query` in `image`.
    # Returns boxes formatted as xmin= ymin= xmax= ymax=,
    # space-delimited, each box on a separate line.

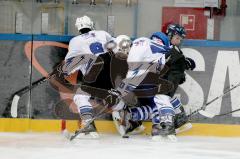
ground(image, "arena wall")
xmin=1 ymin=34 xmax=240 ymax=136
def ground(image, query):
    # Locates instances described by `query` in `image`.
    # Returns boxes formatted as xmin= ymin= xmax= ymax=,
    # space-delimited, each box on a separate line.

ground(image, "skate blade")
xmin=152 ymin=135 xmax=177 ymax=142
xmin=127 ymin=125 xmax=145 ymax=135
xmin=167 ymin=135 xmax=178 ymax=142
xmin=75 ymin=132 xmax=100 ymax=139
xmin=112 ymin=111 xmax=126 ymax=136
xmin=62 ymin=129 xmax=99 ymax=140
xmin=176 ymin=123 xmax=192 ymax=134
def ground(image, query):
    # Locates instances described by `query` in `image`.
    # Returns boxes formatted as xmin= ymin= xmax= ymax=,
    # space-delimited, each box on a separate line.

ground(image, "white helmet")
xmin=75 ymin=15 xmax=94 ymax=31
xmin=113 ymin=35 xmax=132 ymax=59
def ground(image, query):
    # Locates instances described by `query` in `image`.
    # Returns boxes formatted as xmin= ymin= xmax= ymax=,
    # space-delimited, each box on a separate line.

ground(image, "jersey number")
xmin=89 ymin=42 xmax=104 ymax=54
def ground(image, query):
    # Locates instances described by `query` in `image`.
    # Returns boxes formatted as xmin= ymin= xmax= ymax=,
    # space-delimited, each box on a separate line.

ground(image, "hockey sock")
xmin=151 ymin=105 xmax=161 ymax=125
xmin=171 ymin=97 xmax=182 ymax=114
xmin=159 ymin=106 xmax=175 ymax=123
xmin=129 ymin=105 xmax=152 ymax=122
xmin=79 ymin=105 xmax=94 ymax=125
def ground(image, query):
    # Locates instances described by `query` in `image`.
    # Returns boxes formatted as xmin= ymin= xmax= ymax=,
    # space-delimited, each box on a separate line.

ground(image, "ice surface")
xmin=0 ymin=132 xmax=240 ymax=159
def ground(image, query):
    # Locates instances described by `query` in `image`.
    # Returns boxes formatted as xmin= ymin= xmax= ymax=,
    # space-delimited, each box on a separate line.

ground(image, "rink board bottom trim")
xmin=0 ymin=118 xmax=240 ymax=137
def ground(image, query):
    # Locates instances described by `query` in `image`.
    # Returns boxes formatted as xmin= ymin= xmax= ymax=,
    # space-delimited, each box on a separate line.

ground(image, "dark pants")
xmin=164 ymin=73 xmax=185 ymax=98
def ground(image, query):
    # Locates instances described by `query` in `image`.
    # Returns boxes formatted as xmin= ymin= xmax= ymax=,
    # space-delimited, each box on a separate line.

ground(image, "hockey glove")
xmin=103 ymin=89 xmax=121 ymax=107
xmin=185 ymin=57 xmax=196 ymax=70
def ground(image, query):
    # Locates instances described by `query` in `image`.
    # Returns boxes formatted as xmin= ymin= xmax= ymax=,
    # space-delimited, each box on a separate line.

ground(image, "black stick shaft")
xmin=13 ymin=69 xmax=57 ymax=96
xmin=215 ymin=108 xmax=240 ymax=117
xmin=188 ymin=82 xmax=240 ymax=118
xmin=14 ymin=77 xmax=47 ymax=96
xmin=204 ymin=82 xmax=240 ymax=107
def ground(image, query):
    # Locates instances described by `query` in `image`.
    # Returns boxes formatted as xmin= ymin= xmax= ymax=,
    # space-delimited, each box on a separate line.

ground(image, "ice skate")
xmin=112 ymin=108 xmax=145 ymax=137
xmin=151 ymin=122 xmax=177 ymax=142
xmin=174 ymin=106 xmax=189 ymax=129
xmin=74 ymin=122 xmax=99 ymax=139
xmin=126 ymin=121 xmax=145 ymax=135
xmin=112 ymin=109 xmax=131 ymax=136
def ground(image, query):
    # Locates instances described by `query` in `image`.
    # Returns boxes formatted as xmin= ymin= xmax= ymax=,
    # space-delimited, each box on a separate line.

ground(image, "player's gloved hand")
xmin=185 ymin=57 xmax=196 ymax=70
xmin=103 ymin=89 xmax=121 ymax=107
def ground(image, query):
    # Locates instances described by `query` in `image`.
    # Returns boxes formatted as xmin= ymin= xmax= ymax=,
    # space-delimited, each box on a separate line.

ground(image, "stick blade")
xmin=175 ymin=123 xmax=192 ymax=134
xmin=11 ymin=95 xmax=20 ymax=118
xmin=199 ymin=110 xmax=215 ymax=118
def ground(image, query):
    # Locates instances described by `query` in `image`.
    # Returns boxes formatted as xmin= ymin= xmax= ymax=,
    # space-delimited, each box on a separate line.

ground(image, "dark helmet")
xmin=166 ymin=24 xmax=186 ymax=39
xmin=150 ymin=32 xmax=170 ymax=47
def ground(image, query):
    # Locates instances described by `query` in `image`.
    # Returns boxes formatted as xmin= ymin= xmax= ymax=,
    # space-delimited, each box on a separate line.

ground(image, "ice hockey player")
xmin=114 ymin=25 xmax=196 ymax=141
xmin=61 ymin=15 xmax=114 ymax=138
xmin=108 ymin=32 xmax=180 ymax=140
xmin=163 ymin=23 xmax=196 ymax=131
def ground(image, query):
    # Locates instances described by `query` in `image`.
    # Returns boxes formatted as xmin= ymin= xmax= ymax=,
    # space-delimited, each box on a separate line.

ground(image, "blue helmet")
xmin=150 ymin=32 xmax=170 ymax=47
xmin=166 ymin=24 xmax=186 ymax=39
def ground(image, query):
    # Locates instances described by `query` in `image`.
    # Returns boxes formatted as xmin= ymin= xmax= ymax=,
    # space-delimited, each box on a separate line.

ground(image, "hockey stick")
xmin=187 ymin=82 xmax=240 ymax=118
xmin=198 ymin=107 xmax=240 ymax=118
xmin=64 ymin=85 xmax=126 ymax=141
xmin=68 ymin=103 xmax=110 ymax=141
xmin=10 ymin=71 xmax=57 ymax=118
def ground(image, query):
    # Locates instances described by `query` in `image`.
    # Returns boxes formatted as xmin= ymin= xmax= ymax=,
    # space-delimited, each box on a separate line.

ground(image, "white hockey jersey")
xmin=117 ymin=37 xmax=170 ymax=96
xmin=64 ymin=30 xmax=113 ymax=75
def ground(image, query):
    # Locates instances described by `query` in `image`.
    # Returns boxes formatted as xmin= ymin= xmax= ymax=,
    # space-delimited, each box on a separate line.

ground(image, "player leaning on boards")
xmin=110 ymin=32 xmax=180 ymax=140
xmin=113 ymin=24 xmax=196 ymax=141
xmin=163 ymin=24 xmax=196 ymax=131
xmin=61 ymin=15 xmax=115 ymax=138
